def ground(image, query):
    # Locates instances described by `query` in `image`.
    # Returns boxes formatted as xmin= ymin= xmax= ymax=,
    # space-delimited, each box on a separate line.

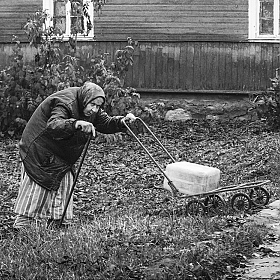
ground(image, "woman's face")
xmin=83 ymin=97 xmax=104 ymax=117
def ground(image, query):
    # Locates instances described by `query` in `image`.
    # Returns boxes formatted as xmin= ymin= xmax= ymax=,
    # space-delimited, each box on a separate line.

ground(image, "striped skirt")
xmin=14 ymin=164 xmax=74 ymax=221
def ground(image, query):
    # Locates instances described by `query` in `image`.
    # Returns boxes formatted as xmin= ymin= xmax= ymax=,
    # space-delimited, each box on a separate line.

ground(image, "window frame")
xmin=249 ymin=0 xmax=280 ymax=41
xmin=43 ymin=0 xmax=95 ymax=41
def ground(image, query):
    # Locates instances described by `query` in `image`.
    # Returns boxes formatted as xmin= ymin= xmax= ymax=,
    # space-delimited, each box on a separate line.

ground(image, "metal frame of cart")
xmin=123 ymin=118 xmax=271 ymax=216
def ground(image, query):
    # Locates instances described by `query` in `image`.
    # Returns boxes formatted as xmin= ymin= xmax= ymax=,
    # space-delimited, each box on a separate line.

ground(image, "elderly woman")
xmin=13 ymin=82 xmax=135 ymax=229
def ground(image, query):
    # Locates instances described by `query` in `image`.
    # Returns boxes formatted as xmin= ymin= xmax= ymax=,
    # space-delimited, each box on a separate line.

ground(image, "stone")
xmin=164 ymin=108 xmax=192 ymax=121
xmin=243 ymin=200 xmax=280 ymax=279
xmin=268 ymin=200 xmax=280 ymax=209
xmin=206 ymin=115 xmax=220 ymax=120
xmin=142 ymin=94 xmax=260 ymax=121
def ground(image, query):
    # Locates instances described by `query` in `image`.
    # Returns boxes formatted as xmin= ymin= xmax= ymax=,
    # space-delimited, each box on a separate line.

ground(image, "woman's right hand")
xmin=75 ymin=120 xmax=96 ymax=137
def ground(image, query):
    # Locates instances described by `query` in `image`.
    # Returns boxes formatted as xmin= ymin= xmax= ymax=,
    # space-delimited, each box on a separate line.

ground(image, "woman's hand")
xmin=123 ymin=113 xmax=137 ymax=123
xmin=122 ymin=113 xmax=145 ymax=135
xmin=75 ymin=120 xmax=96 ymax=137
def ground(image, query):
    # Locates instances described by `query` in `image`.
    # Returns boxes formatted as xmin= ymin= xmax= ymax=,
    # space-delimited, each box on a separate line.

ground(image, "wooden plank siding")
xmin=0 ymin=0 xmax=249 ymax=43
xmin=128 ymin=41 xmax=279 ymax=92
xmin=95 ymin=0 xmax=248 ymax=42
xmin=0 ymin=0 xmax=278 ymax=94
xmin=1 ymin=41 xmax=277 ymax=93
xmin=0 ymin=0 xmax=41 ymax=43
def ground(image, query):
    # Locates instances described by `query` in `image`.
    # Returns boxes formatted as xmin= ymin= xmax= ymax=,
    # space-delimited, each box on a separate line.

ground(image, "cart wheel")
xmin=231 ymin=193 xmax=251 ymax=212
xmin=187 ymin=200 xmax=205 ymax=216
xmin=204 ymin=194 xmax=226 ymax=215
xmin=249 ymin=187 xmax=270 ymax=207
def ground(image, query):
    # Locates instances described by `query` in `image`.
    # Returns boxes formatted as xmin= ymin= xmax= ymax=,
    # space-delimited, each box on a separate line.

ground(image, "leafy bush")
xmin=250 ymin=68 xmax=280 ymax=129
xmin=0 ymin=7 xmax=141 ymax=137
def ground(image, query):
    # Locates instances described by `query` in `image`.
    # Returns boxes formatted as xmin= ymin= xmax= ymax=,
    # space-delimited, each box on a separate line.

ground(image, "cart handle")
xmin=122 ymin=117 xmax=179 ymax=196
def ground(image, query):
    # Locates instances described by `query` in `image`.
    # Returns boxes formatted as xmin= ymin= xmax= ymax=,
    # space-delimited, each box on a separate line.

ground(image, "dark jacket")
xmin=19 ymin=85 xmax=125 ymax=191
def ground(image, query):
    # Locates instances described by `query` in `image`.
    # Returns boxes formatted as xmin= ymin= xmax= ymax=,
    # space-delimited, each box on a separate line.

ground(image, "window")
xmin=43 ymin=0 xmax=94 ymax=40
xmin=249 ymin=0 xmax=280 ymax=40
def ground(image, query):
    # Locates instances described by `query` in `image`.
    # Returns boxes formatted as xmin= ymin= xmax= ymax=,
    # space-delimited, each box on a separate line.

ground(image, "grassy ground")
xmin=0 ymin=119 xmax=279 ymax=279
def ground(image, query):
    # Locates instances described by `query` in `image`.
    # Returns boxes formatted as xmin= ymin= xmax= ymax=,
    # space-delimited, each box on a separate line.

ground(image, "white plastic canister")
xmin=163 ymin=161 xmax=220 ymax=195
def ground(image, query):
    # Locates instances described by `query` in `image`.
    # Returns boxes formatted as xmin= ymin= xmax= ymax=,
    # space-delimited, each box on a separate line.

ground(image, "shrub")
xmin=0 ymin=7 xmax=141 ymax=137
xmin=250 ymin=68 xmax=280 ymax=129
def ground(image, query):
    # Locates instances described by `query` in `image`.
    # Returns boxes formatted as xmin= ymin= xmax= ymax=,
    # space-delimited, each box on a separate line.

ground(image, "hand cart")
xmin=122 ymin=117 xmax=271 ymax=216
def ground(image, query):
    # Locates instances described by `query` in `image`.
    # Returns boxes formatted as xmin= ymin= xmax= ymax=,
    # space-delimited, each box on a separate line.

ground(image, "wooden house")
xmin=1 ymin=0 xmax=280 ymax=94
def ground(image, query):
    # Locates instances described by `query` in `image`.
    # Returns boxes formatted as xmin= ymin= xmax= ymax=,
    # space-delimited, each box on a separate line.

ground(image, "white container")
xmin=163 ymin=161 xmax=220 ymax=195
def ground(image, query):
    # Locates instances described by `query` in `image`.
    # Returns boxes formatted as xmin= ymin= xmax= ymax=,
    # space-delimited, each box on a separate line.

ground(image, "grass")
xmin=0 ymin=118 xmax=279 ymax=279
xmin=0 ymin=213 xmax=268 ymax=280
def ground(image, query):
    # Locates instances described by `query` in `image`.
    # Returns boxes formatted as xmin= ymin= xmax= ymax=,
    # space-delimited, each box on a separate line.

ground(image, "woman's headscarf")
xmin=78 ymin=82 xmax=105 ymax=112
